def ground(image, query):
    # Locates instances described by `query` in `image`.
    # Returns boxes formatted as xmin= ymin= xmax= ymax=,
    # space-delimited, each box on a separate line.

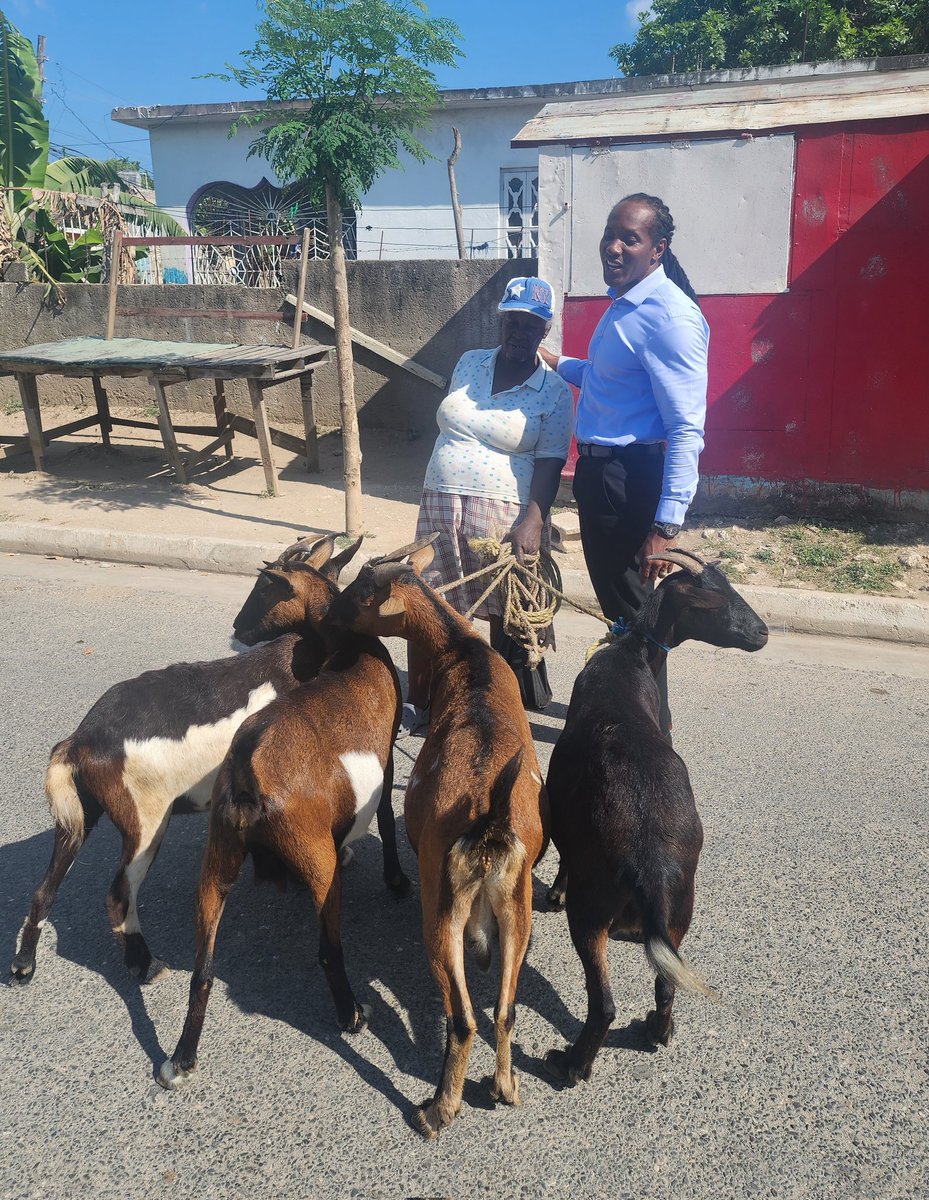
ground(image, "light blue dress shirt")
xmin=557 ymin=264 xmax=709 ymax=526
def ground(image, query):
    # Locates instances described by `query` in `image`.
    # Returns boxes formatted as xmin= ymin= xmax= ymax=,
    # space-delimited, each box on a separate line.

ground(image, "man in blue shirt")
xmin=539 ymin=193 xmax=709 ymax=735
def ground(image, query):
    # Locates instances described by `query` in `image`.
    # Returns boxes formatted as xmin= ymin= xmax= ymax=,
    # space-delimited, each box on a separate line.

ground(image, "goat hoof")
xmin=544 ymin=1048 xmax=589 ymax=1086
xmin=486 ymin=1070 xmax=521 ymax=1106
xmin=386 ymin=871 xmax=411 ymax=898
xmin=412 ymin=1100 xmax=454 ymax=1140
xmin=158 ymin=1059 xmax=196 ymax=1090
xmin=645 ymin=1010 xmax=675 ymax=1047
xmin=9 ymin=962 xmax=36 ymax=986
xmin=342 ymin=1003 xmax=370 ymax=1035
xmin=546 ymin=887 xmax=566 ymax=911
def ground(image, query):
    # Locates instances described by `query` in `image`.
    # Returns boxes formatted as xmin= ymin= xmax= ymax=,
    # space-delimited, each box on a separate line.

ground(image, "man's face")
xmin=599 ymin=200 xmax=666 ymax=294
xmin=500 ymin=311 xmax=547 ymax=363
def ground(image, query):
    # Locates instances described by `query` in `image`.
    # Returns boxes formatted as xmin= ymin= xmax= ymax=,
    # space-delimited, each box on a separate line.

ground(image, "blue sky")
xmin=5 ymin=0 xmax=648 ymax=174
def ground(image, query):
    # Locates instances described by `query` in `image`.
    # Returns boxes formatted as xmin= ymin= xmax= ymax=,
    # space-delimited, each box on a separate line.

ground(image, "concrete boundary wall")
xmin=0 ymin=258 xmax=534 ymax=434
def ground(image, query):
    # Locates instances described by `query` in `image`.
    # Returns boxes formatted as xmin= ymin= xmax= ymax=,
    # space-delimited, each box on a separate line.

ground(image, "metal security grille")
xmin=500 ymin=168 xmax=539 ymax=259
xmin=188 ymin=179 xmax=357 ymax=284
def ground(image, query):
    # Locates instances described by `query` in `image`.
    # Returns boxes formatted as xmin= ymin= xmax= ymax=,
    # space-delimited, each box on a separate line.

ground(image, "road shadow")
xmin=2 ymin=806 xmax=582 ymax=1122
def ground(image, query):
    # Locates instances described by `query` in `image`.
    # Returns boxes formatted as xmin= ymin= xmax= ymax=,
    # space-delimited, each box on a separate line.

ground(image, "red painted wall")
xmin=562 ymin=117 xmax=929 ymax=493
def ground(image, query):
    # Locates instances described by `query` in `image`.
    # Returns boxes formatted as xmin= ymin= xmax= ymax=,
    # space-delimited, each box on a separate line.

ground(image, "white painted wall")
xmin=538 ymin=134 xmax=796 ymax=327
xmin=147 ymin=102 xmax=544 ymax=260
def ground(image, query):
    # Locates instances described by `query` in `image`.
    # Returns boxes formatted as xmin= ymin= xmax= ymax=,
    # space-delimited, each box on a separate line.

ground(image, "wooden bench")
xmin=0 ymin=229 xmax=333 ymax=496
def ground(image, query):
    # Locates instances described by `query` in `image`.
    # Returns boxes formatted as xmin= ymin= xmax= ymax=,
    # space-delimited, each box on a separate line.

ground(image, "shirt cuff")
xmin=556 ymin=355 xmax=587 ymax=388
xmin=655 ymin=498 xmax=689 ymax=525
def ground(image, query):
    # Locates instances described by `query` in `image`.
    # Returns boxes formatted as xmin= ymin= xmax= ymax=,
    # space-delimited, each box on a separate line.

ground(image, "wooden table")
xmin=0 ymin=335 xmax=333 ymax=495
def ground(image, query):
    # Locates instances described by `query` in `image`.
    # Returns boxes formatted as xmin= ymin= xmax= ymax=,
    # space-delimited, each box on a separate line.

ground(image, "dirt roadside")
xmin=2 ymin=399 xmax=927 ymax=597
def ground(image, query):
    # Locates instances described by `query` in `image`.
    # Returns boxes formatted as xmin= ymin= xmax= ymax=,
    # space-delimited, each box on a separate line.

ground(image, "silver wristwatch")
xmin=652 ymin=521 xmax=682 ymax=540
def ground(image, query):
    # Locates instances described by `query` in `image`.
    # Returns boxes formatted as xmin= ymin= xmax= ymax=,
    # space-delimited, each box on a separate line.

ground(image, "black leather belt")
xmin=576 ymin=442 xmax=663 ymax=458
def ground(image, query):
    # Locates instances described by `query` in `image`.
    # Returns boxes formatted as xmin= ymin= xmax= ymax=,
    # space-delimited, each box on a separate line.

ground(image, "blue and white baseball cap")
xmin=497 ymin=276 xmax=555 ymax=322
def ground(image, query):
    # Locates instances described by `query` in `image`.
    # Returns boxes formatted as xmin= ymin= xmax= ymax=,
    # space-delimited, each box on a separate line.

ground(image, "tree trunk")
xmin=325 ymin=179 xmax=363 ymax=536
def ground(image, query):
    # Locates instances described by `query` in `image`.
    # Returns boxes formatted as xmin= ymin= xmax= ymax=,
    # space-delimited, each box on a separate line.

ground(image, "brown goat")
xmin=159 ymin=558 xmax=407 ymax=1089
xmin=328 ymin=536 xmax=548 ymax=1139
xmin=11 ymin=534 xmax=361 ymax=987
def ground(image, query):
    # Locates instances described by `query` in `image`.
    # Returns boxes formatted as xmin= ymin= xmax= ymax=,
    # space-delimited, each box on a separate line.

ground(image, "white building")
xmin=111 ymin=80 xmax=621 ymax=265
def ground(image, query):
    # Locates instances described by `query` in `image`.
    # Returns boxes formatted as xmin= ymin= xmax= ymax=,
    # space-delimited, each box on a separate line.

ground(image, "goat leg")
xmin=413 ymin=903 xmax=476 ymax=1139
xmin=645 ymin=974 xmax=676 ymax=1047
xmin=159 ymin=840 xmax=244 ymax=1089
xmin=316 ymin=862 xmax=368 ymax=1033
xmin=546 ymin=915 xmax=614 ymax=1085
xmin=376 ymin=752 xmax=410 ymax=897
xmin=546 ymin=858 xmax=568 ymax=910
xmin=12 ymin=819 xmax=97 ymax=984
xmin=105 ymin=811 xmax=171 ymax=984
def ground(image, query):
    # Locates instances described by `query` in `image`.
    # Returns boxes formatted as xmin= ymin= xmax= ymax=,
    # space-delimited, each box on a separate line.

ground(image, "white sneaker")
xmin=397 ymin=702 xmax=429 ymax=739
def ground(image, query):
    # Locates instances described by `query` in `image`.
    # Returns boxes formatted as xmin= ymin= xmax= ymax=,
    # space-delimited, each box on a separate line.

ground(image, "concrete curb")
xmin=4 ymin=520 xmax=929 ymax=647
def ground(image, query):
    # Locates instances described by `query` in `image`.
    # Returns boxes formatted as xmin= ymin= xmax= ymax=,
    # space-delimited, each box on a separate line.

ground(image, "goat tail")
xmin=450 ymin=750 xmax=527 ymax=888
xmin=212 ymin=756 xmax=262 ymax=834
xmin=644 ymin=927 xmax=717 ymax=1000
xmin=45 ymin=742 xmax=85 ymax=847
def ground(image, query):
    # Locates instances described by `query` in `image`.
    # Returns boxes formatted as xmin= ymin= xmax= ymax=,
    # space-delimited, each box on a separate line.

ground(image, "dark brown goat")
xmin=327 ymin=536 xmax=548 ymax=1138
xmin=159 ymin=556 xmax=408 ymax=1089
xmin=545 ymin=550 xmax=768 ymax=1085
xmin=11 ymin=534 xmax=361 ymax=986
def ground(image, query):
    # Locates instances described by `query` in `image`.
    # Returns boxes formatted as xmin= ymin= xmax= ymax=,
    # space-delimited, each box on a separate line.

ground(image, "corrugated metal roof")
xmin=512 ymin=64 xmax=929 ymax=146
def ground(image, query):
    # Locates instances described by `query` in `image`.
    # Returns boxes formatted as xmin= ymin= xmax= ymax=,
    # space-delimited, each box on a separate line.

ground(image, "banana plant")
xmin=1 ymin=8 xmax=183 ymax=297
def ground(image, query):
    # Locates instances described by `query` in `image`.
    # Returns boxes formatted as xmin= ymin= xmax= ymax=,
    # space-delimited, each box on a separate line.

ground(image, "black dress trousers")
xmin=572 ymin=443 xmax=671 ymax=734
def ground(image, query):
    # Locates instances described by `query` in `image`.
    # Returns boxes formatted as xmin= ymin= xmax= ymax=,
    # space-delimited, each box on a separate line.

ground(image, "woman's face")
xmin=500 ymin=311 xmax=548 ymax=364
xmin=599 ymin=199 xmax=666 ymax=294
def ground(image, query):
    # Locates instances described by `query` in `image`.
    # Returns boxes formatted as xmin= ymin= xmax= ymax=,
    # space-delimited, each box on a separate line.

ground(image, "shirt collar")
xmin=486 ymin=347 xmax=548 ymax=392
xmin=608 ymin=263 xmax=667 ymax=308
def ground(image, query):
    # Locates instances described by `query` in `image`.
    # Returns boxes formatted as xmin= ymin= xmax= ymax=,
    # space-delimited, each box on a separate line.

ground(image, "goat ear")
xmin=376 ymin=590 xmax=406 ymax=617
xmin=407 ymin=542 xmax=436 ymax=576
xmin=323 ymin=535 xmax=364 ymax=580
xmin=259 ymin=568 xmax=297 ymax=597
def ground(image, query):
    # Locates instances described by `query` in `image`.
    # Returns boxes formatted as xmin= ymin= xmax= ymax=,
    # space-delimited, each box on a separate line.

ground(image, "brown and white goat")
xmin=544 ymin=550 xmax=768 ymax=1085
xmin=158 ymin=565 xmax=408 ymax=1089
xmin=11 ymin=534 xmax=367 ymax=987
xmin=327 ymin=536 xmax=548 ymax=1138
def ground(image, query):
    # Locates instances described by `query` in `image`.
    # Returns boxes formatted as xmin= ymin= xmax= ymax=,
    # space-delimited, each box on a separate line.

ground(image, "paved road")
xmin=1 ymin=556 xmax=926 ymax=1200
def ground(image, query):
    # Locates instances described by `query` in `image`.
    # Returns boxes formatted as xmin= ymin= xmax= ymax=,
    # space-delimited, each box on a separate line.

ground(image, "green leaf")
xmin=0 ymin=11 xmax=49 ymax=210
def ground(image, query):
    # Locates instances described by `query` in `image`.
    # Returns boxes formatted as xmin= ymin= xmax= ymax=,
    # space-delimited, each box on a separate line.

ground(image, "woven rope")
xmin=435 ymin=537 xmax=606 ymax=667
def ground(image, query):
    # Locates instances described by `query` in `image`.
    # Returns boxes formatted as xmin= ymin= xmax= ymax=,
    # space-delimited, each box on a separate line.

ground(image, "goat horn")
xmin=377 ymin=531 xmax=441 ymax=564
xmin=647 ymin=550 xmax=706 ymax=575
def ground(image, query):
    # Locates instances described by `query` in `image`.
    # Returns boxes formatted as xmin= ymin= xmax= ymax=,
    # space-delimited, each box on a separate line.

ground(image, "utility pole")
xmin=36 ymin=35 xmax=46 ymax=102
xmin=447 ymin=127 xmax=466 ymax=260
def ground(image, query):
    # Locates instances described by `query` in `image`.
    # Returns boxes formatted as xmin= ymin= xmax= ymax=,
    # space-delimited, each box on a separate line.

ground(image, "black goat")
xmin=544 ymin=549 xmax=768 ymax=1085
xmin=11 ymin=534 xmax=362 ymax=986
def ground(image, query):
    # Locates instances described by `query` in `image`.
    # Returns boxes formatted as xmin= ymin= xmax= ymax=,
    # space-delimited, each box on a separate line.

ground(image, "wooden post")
xmin=212 ymin=379 xmax=234 ymax=462
xmin=300 ymin=372 xmax=320 ymax=474
xmin=325 ymin=179 xmax=362 ymax=536
xmin=247 ymin=378 xmax=279 ymax=497
xmin=292 ymin=227 xmax=312 ymax=351
xmin=447 ymin=127 xmax=466 ymax=260
xmin=91 ymin=375 xmax=112 ymax=446
xmin=149 ymin=377 xmax=188 ymax=485
xmin=18 ymin=374 xmax=45 ymax=471
xmin=105 ymin=229 xmax=122 ymax=340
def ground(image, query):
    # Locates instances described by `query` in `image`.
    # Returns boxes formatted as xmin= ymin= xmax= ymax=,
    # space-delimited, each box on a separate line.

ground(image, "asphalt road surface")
xmin=1 ymin=556 xmax=926 ymax=1200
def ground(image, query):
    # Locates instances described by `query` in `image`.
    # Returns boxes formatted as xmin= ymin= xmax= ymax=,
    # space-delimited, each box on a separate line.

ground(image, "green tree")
xmin=0 ymin=9 xmax=180 ymax=297
xmin=210 ymin=0 xmax=462 ymax=534
xmin=613 ymin=0 xmax=929 ymax=75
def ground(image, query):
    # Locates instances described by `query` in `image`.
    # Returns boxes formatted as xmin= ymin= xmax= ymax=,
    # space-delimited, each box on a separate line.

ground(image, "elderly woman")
xmin=401 ymin=275 xmax=575 ymax=736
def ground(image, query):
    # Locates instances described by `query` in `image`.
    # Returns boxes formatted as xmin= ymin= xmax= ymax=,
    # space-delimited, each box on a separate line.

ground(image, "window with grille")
xmin=500 ymin=168 xmax=539 ymax=259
